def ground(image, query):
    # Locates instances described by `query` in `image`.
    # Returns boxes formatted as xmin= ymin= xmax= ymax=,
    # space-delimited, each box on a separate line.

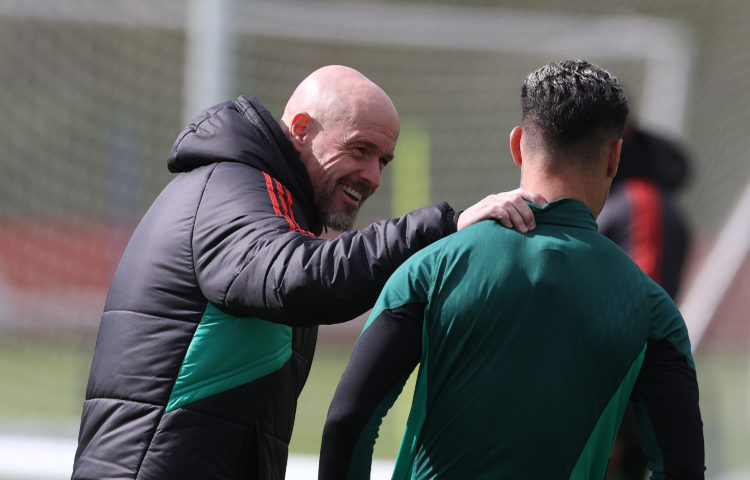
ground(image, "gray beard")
xmin=316 ymin=188 xmax=359 ymax=231
xmin=320 ymin=207 xmax=357 ymax=232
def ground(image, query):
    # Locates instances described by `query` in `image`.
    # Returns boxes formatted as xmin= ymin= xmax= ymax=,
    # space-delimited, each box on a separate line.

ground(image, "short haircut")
xmin=521 ymin=59 xmax=630 ymax=164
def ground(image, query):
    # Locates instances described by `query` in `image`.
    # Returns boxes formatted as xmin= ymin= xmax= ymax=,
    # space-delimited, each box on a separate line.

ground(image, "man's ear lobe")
xmin=510 ymin=126 xmax=523 ymax=166
xmin=290 ymin=113 xmax=310 ymax=142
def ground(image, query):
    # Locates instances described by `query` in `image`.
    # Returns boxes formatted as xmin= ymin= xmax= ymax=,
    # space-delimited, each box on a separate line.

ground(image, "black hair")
xmin=521 ymin=59 xmax=630 ymax=163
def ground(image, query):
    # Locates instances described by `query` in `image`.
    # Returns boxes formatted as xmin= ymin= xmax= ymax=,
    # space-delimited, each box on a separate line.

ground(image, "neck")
xmin=520 ymin=166 xmax=610 ymax=218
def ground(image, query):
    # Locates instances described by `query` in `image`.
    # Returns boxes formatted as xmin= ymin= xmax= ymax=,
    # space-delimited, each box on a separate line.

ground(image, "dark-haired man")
xmin=319 ymin=60 xmax=704 ymax=479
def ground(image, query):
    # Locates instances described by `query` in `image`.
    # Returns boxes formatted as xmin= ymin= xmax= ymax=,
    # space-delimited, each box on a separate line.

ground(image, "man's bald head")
xmin=281 ymin=65 xmax=398 ymax=132
xmin=280 ymin=66 xmax=400 ymax=231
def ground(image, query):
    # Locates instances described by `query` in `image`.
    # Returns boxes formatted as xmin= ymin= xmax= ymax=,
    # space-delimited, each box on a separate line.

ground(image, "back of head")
xmin=521 ymin=60 xmax=629 ymax=166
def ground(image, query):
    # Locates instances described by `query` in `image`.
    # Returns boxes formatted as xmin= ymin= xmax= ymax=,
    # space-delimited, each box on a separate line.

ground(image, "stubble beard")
xmin=316 ymin=186 xmax=359 ymax=232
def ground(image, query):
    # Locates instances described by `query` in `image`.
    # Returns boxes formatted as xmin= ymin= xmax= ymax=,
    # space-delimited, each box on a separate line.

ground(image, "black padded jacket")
xmin=72 ymin=96 xmax=460 ymax=480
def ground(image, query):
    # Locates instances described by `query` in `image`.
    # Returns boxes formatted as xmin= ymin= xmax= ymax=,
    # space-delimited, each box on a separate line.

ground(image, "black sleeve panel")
xmin=319 ymin=303 xmax=424 ymax=480
xmin=632 ymin=339 xmax=705 ymax=479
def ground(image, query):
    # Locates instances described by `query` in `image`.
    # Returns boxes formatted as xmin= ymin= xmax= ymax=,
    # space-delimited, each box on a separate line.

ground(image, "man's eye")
xmin=355 ymin=147 xmax=368 ymax=155
xmin=379 ymin=157 xmax=391 ymax=167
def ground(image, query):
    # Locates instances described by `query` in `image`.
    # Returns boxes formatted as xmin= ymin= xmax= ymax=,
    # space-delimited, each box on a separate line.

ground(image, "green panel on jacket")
xmin=569 ymin=345 xmax=647 ymax=479
xmin=166 ymin=303 xmax=292 ymax=413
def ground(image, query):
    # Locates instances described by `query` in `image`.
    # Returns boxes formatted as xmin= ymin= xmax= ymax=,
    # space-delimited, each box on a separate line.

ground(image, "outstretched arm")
xmin=458 ymin=187 xmax=547 ymax=232
xmin=195 ymin=163 xmax=545 ymax=325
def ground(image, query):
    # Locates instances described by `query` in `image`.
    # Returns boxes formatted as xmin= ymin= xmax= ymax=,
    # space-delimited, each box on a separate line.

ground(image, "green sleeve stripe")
xmin=166 ymin=303 xmax=292 ymax=413
xmin=631 ymin=390 xmax=664 ymax=476
xmin=569 ymin=345 xmax=647 ymax=479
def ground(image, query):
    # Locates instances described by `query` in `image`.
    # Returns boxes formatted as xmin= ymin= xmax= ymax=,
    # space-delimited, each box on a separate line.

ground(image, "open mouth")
xmin=339 ymin=182 xmax=363 ymax=203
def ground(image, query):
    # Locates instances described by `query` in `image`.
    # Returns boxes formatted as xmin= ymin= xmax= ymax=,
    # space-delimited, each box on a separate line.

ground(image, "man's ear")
xmin=289 ymin=113 xmax=311 ymax=147
xmin=607 ymin=138 xmax=623 ymax=178
xmin=510 ymin=126 xmax=523 ymax=167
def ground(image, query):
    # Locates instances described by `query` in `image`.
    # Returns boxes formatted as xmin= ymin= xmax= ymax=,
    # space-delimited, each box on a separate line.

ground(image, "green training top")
xmin=319 ymin=198 xmax=704 ymax=480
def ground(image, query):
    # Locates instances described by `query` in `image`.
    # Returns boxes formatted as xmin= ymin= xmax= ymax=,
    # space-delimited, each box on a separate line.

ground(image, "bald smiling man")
xmin=71 ymin=65 xmax=545 ymax=480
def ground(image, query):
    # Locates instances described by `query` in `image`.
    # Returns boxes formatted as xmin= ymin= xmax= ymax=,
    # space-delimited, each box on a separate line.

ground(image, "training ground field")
xmin=0 ymin=433 xmax=395 ymax=479
xmin=0 ymin=339 xmax=406 ymax=479
xmin=1 ymin=336 xmax=750 ymax=479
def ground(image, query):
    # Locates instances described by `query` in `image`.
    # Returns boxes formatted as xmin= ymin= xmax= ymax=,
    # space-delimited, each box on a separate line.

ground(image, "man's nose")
xmin=360 ymin=157 xmax=381 ymax=189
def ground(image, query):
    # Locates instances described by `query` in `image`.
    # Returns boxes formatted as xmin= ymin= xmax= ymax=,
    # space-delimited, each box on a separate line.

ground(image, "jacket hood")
xmin=167 ymin=96 xmax=321 ymax=231
xmin=614 ymin=127 xmax=690 ymax=191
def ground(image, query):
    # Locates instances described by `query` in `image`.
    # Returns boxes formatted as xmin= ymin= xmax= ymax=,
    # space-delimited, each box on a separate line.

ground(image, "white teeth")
xmin=339 ymin=183 xmax=362 ymax=201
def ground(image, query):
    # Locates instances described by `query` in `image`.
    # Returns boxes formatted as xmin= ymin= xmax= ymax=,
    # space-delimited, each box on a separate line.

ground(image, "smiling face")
xmin=282 ymin=66 xmax=400 ymax=231
xmin=303 ymin=105 xmax=398 ymax=230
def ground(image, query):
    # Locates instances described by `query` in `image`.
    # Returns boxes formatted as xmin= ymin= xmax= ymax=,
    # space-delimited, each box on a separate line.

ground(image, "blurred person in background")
xmin=71 ymin=65 xmax=544 ymax=480
xmin=598 ymin=120 xmax=691 ymax=299
xmin=318 ymin=59 xmax=704 ymax=480
xmin=599 ymin=120 xmax=693 ymax=480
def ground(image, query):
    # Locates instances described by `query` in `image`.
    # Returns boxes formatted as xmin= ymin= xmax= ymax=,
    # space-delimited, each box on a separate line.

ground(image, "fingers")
xmin=515 ymin=187 xmax=547 ymax=207
xmin=511 ymin=193 xmax=536 ymax=232
xmin=504 ymin=197 xmax=531 ymax=233
xmin=456 ymin=188 xmax=544 ymax=232
xmin=497 ymin=210 xmax=513 ymax=229
xmin=498 ymin=188 xmax=545 ymax=232
xmin=480 ymin=191 xmax=533 ymax=233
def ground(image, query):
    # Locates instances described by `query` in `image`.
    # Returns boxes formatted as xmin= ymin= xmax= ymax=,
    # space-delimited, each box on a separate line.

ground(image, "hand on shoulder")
xmin=457 ymin=187 xmax=546 ymax=232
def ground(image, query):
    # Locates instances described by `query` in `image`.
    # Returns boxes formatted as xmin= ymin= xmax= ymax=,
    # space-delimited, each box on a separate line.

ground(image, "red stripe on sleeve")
xmin=275 ymin=179 xmax=316 ymax=237
xmin=264 ymin=172 xmax=316 ymax=237
xmin=273 ymin=178 xmax=294 ymax=230
xmin=277 ymin=180 xmax=315 ymax=237
xmin=624 ymin=178 xmax=664 ymax=284
xmin=264 ymin=172 xmax=294 ymax=231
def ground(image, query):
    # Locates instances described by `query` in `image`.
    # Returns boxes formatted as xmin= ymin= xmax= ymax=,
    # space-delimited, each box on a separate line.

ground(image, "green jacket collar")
xmin=529 ymin=198 xmax=598 ymax=231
